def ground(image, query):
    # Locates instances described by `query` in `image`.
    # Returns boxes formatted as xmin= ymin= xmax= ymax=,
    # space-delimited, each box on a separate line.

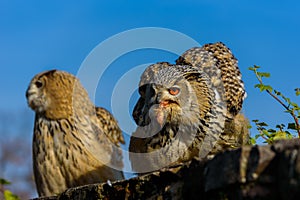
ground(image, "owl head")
xmin=26 ymin=70 xmax=92 ymax=119
xmin=133 ymin=63 xmax=214 ymax=131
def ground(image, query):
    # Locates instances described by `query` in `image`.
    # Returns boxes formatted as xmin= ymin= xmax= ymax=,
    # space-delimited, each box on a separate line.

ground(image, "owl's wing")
xmin=203 ymin=42 xmax=246 ymax=115
xmin=176 ymin=42 xmax=246 ymax=117
xmin=81 ymin=106 xmax=125 ymax=177
xmin=177 ymin=43 xmax=250 ymax=155
xmin=95 ymin=107 xmax=125 ymax=146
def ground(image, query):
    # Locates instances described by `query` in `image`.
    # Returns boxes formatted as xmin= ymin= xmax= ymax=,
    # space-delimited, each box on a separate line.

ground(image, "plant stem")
xmin=259 ymin=133 xmax=269 ymax=142
xmin=254 ymin=70 xmax=300 ymax=137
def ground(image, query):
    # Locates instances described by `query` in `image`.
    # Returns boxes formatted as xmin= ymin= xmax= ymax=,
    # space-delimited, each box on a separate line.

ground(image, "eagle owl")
xmin=26 ymin=70 xmax=124 ymax=197
xmin=129 ymin=42 xmax=249 ymax=173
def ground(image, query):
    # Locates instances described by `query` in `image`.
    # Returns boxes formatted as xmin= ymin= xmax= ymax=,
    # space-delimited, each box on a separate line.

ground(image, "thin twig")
xmin=259 ymin=132 xmax=269 ymax=142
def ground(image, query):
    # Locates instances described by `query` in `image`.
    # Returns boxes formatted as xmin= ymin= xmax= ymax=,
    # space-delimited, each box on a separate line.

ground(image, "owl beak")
xmin=26 ymin=87 xmax=36 ymax=109
xmin=159 ymin=100 xmax=169 ymax=108
xmin=156 ymin=91 xmax=169 ymax=108
xmin=156 ymin=100 xmax=169 ymax=127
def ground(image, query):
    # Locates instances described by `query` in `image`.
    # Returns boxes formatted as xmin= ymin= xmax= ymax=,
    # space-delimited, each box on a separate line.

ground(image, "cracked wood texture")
xmin=34 ymin=138 xmax=300 ymax=200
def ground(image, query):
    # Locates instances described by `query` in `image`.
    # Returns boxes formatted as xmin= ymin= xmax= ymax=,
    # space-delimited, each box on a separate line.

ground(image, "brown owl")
xmin=130 ymin=42 xmax=249 ymax=173
xmin=26 ymin=70 xmax=124 ymax=197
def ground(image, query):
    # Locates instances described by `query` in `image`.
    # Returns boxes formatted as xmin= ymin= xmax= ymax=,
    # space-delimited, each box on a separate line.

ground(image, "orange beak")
xmin=159 ymin=100 xmax=169 ymax=108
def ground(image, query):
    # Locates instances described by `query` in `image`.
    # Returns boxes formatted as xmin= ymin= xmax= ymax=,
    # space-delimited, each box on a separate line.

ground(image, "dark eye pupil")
xmin=35 ymin=81 xmax=43 ymax=88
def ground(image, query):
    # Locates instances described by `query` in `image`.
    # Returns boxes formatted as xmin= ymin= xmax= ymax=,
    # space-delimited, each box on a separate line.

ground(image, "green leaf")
xmin=0 ymin=178 xmax=11 ymax=185
xmin=267 ymin=129 xmax=276 ymax=133
xmin=276 ymin=124 xmax=285 ymax=129
xmin=265 ymin=85 xmax=273 ymax=92
xmin=254 ymin=83 xmax=263 ymax=89
xmin=291 ymin=102 xmax=299 ymax=108
xmin=250 ymin=137 xmax=256 ymax=145
xmin=288 ymin=123 xmax=299 ymax=130
xmin=257 ymin=72 xmax=271 ymax=78
xmin=273 ymin=131 xmax=289 ymax=140
xmin=249 ymin=65 xmax=261 ymax=71
xmin=285 ymin=131 xmax=293 ymax=136
xmin=4 ymin=190 xmax=20 ymax=200
xmin=254 ymin=84 xmax=273 ymax=92
xmin=257 ymin=122 xmax=268 ymax=127
xmin=295 ymin=88 xmax=300 ymax=96
xmin=262 ymin=129 xmax=270 ymax=136
xmin=274 ymin=90 xmax=282 ymax=96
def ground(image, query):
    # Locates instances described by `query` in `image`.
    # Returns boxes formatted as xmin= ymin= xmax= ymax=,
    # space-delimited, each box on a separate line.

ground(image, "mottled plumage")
xmin=26 ymin=70 xmax=124 ymax=197
xmin=130 ymin=42 xmax=249 ymax=173
xmin=176 ymin=42 xmax=246 ymax=118
xmin=176 ymin=42 xmax=249 ymax=152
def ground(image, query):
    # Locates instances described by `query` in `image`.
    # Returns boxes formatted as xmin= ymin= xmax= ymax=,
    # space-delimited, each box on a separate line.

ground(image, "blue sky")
xmin=1 ymin=0 xmax=299 ymax=131
xmin=1 ymin=0 xmax=300 ymax=195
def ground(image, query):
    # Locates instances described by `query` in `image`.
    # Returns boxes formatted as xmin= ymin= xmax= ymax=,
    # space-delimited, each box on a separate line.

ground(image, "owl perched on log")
xmin=130 ymin=42 xmax=249 ymax=173
xmin=26 ymin=70 xmax=124 ymax=197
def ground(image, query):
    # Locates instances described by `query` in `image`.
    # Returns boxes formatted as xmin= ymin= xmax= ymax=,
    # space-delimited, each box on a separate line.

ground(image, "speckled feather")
xmin=176 ymin=42 xmax=246 ymax=117
xmin=26 ymin=70 xmax=124 ymax=197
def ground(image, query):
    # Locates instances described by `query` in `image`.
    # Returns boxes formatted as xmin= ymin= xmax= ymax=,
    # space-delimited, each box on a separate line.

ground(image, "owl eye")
xmin=169 ymin=86 xmax=180 ymax=96
xmin=35 ymin=80 xmax=43 ymax=88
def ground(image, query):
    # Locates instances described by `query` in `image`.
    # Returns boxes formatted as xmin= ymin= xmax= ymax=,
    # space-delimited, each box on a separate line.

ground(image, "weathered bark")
xmin=34 ymin=138 xmax=300 ymax=200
